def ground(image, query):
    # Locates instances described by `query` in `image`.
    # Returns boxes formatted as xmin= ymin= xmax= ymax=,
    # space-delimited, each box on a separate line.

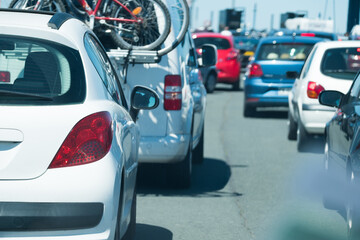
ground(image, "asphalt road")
xmin=135 ymin=84 xmax=347 ymax=240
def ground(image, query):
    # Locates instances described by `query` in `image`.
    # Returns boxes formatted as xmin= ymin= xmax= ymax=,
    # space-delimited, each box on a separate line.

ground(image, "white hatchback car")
xmin=0 ymin=10 xmax=159 ymax=240
xmin=288 ymin=40 xmax=360 ymax=151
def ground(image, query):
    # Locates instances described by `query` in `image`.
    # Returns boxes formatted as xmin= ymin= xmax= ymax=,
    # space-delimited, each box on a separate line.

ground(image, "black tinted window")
xmin=0 ymin=35 xmax=85 ymax=105
xmin=321 ymin=48 xmax=360 ymax=80
xmin=193 ymin=37 xmax=231 ymax=50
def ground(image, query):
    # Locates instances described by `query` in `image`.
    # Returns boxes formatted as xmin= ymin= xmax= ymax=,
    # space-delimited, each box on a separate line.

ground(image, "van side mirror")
xmin=130 ymin=86 xmax=159 ymax=121
xmin=200 ymin=44 xmax=217 ymax=67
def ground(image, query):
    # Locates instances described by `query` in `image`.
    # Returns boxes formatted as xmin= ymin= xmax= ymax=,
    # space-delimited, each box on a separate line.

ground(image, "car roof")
xmin=271 ymin=29 xmax=338 ymax=40
xmin=0 ymin=9 xmax=87 ymax=49
xmin=258 ymin=36 xmax=325 ymax=45
xmin=312 ymin=40 xmax=360 ymax=52
xmin=192 ymin=32 xmax=233 ymax=41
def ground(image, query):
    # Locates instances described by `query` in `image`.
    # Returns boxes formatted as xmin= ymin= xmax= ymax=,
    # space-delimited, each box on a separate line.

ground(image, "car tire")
xmin=232 ymin=77 xmax=240 ymax=91
xmin=243 ymin=103 xmax=256 ymax=117
xmin=297 ymin=121 xmax=309 ymax=152
xmin=287 ymin=112 xmax=297 ymax=140
xmin=205 ymin=74 xmax=216 ymax=93
xmin=192 ymin=125 xmax=204 ymax=164
xmin=167 ymin=140 xmax=192 ymax=188
xmin=122 ymin=187 xmax=136 ymax=240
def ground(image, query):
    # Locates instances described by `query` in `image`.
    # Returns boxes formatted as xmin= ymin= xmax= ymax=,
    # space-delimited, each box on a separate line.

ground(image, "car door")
xmin=328 ymin=73 xmax=360 ymax=171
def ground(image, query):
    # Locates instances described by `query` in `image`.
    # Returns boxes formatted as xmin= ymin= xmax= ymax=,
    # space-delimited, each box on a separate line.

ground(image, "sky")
xmin=189 ymin=0 xmax=349 ymax=34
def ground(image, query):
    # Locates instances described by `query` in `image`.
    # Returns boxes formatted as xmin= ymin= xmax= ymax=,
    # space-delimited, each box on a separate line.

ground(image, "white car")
xmin=0 ymin=10 xmax=159 ymax=240
xmin=288 ymin=40 xmax=360 ymax=151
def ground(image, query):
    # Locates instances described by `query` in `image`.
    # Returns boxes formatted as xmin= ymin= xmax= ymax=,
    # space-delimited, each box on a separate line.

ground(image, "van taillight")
xmin=164 ymin=75 xmax=182 ymax=110
xmin=248 ymin=63 xmax=263 ymax=78
xmin=307 ymin=81 xmax=325 ymax=99
xmin=49 ymin=112 xmax=113 ymax=169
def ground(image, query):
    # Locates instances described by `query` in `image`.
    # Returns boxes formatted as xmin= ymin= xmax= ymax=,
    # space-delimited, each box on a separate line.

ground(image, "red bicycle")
xmin=9 ymin=0 xmax=172 ymax=50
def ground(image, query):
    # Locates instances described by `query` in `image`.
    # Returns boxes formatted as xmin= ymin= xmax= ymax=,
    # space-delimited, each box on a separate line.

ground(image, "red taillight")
xmin=164 ymin=75 xmax=182 ymax=110
xmin=307 ymin=81 xmax=325 ymax=99
xmin=49 ymin=112 xmax=113 ymax=169
xmin=227 ymin=50 xmax=238 ymax=60
xmin=248 ymin=63 xmax=263 ymax=78
xmin=301 ymin=33 xmax=316 ymax=37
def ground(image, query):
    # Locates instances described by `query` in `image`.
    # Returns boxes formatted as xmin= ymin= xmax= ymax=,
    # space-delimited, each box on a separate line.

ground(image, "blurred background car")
xmin=243 ymin=36 xmax=324 ymax=117
xmin=0 ymin=10 xmax=159 ymax=240
xmin=270 ymin=29 xmax=338 ymax=41
xmin=192 ymin=32 xmax=241 ymax=90
xmin=233 ymin=35 xmax=260 ymax=71
xmin=288 ymin=41 xmax=360 ymax=151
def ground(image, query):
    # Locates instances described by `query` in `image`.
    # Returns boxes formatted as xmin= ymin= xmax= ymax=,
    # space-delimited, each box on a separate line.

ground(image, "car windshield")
xmin=321 ymin=48 xmax=360 ymax=80
xmin=193 ymin=37 xmax=231 ymax=50
xmin=0 ymin=35 xmax=85 ymax=105
xmin=257 ymin=42 xmax=314 ymax=61
xmin=234 ymin=37 xmax=259 ymax=50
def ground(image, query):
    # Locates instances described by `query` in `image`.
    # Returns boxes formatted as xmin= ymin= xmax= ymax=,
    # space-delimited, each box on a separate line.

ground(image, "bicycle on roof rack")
xmin=9 ymin=0 xmax=178 ymax=51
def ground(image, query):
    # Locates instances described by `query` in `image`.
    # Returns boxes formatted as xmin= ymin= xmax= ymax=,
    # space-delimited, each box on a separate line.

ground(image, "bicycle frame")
xmin=76 ymin=0 xmax=143 ymax=24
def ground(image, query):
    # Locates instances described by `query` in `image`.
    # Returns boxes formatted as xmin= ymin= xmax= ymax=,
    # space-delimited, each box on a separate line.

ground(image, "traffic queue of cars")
xmin=242 ymin=28 xmax=360 ymax=238
xmin=0 ymin=7 xmax=217 ymax=240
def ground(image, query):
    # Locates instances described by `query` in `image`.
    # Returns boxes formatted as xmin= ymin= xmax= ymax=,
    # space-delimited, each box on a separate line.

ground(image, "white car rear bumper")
xmin=138 ymin=134 xmax=191 ymax=163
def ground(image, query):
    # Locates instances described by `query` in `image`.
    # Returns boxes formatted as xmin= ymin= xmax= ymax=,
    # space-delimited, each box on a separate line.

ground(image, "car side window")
xmin=301 ymin=46 xmax=317 ymax=79
xmin=181 ymin=32 xmax=197 ymax=67
xmin=84 ymin=33 xmax=125 ymax=107
xmin=348 ymin=73 xmax=360 ymax=103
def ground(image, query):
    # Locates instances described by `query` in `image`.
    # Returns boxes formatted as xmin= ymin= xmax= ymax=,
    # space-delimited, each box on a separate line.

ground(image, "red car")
xmin=192 ymin=32 xmax=241 ymax=90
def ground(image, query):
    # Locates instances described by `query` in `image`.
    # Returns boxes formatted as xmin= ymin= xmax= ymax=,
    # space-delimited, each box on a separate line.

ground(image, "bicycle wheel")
xmin=9 ymin=0 xmax=66 ymax=12
xmin=110 ymin=0 xmax=171 ymax=50
xmin=157 ymin=0 xmax=189 ymax=55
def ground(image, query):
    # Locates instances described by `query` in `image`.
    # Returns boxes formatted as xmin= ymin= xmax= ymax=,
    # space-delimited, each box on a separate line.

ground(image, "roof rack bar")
xmin=107 ymin=49 xmax=160 ymax=64
xmin=48 ymin=12 xmax=75 ymax=30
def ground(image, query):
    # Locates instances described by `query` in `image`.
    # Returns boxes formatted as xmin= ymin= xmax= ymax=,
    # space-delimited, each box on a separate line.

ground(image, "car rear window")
xmin=0 ymin=35 xmax=85 ymax=105
xmin=193 ymin=37 xmax=231 ymax=50
xmin=321 ymin=48 xmax=360 ymax=80
xmin=257 ymin=43 xmax=314 ymax=61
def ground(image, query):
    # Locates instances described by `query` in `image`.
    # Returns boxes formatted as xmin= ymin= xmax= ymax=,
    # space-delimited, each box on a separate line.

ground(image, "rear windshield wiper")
xmin=0 ymin=90 xmax=54 ymax=101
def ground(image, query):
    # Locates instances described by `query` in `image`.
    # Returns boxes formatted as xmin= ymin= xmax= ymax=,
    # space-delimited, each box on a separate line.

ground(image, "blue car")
xmin=243 ymin=36 xmax=325 ymax=116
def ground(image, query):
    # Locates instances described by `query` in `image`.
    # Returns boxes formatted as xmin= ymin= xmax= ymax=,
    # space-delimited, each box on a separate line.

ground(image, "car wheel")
xmin=243 ymin=103 xmax=256 ymax=117
xmin=192 ymin=125 xmax=204 ymax=164
xmin=287 ymin=112 xmax=297 ymax=140
xmin=347 ymin=166 xmax=360 ymax=240
xmin=296 ymin=121 xmax=309 ymax=152
xmin=167 ymin=140 xmax=192 ymax=188
xmin=121 ymin=187 xmax=136 ymax=240
xmin=232 ymin=77 xmax=240 ymax=91
xmin=205 ymin=74 xmax=216 ymax=93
